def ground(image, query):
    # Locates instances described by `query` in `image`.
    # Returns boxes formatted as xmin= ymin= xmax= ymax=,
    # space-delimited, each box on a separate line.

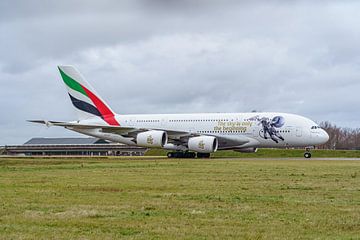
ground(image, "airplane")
xmin=30 ymin=66 xmax=329 ymax=158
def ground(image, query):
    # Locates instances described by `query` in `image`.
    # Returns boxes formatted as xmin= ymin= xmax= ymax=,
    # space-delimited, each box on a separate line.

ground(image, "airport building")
xmin=2 ymin=137 xmax=147 ymax=156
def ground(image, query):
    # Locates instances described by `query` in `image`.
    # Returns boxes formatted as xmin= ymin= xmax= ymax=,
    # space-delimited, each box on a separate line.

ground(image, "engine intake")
xmin=188 ymin=136 xmax=218 ymax=153
xmin=136 ymin=130 xmax=168 ymax=147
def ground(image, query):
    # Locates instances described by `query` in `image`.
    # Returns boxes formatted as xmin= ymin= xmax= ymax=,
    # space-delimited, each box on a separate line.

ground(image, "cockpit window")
xmin=311 ymin=126 xmax=321 ymax=129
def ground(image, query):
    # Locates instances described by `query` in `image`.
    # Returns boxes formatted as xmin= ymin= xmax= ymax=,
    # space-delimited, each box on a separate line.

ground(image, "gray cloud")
xmin=1 ymin=0 xmax=360 ymax=144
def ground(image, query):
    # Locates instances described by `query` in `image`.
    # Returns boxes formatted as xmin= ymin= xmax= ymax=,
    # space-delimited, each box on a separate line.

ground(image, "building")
xmin=3 ymin=137 xmax=147 ymax=156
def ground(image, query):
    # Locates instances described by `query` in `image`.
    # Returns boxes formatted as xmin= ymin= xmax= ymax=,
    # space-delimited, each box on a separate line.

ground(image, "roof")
xmin=24 ymin=138 xmax=109 ymax=145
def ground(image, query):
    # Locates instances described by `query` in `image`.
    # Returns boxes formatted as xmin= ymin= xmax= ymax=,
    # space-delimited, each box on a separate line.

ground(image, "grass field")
xmin=146 ymin=148 xmax=360 ymax=158
xmin=0 ymin=157 xmax=359 ymax=239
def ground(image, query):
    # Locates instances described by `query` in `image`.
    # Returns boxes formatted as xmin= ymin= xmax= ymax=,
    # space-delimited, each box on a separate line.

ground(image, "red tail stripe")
xmin=81 ymin=85 xmax=120 ymax=126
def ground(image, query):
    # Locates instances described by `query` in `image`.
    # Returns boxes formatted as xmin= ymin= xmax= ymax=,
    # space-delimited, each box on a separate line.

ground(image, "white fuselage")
xmin=75 ymin=112 xmax=329 ymax=150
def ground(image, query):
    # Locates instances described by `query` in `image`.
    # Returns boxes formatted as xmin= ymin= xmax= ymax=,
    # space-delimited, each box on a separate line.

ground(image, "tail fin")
xmin=58 ymin=65 xmax=120 ymax=126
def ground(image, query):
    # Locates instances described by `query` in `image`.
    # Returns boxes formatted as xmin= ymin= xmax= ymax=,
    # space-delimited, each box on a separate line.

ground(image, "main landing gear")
xmin=196 ymin=153 xmax=211 ymax=158
xmin=304 ymin=147 xmax=312 ymax=158
xmin=167 ymin=151 xmax=210 ymax=158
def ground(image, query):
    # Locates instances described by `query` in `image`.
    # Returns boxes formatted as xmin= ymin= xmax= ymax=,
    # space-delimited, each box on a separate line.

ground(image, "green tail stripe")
xmin=58 ymin=67 xmax=87 ymax=97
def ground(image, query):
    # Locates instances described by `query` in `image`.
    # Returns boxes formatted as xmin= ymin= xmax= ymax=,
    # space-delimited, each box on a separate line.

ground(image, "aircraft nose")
xmin=321 ymin=129 xmax=329 ymax=143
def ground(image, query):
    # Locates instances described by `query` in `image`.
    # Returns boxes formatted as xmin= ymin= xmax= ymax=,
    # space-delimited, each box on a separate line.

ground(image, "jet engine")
xmin=136 ymin=130 xmax=168 ymax=147
xmin=188 ymin=136 xmax=218 ymax=153
xmin=234 ymin=147 xmax=258 ymax=153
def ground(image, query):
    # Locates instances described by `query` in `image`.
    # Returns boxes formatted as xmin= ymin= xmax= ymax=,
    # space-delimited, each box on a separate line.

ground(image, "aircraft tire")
xmin=168 ymin=151 xmax=197 ymax=158
xmin=304 ymin=152 xmax=312 ymax=158
xmin=197 ymin=153 xmax=211 ymax=158
xmin=184 ymin=152 xmax=196 ymax=158
xmin=174 ymin=152 xmax=183 ymax=158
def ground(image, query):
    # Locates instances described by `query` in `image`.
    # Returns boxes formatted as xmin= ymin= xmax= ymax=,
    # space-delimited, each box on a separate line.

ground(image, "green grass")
xmin=0 ymin=157 xmax=360 ymax=239
xmin=146 ymin=148 xmax=360 ymax=158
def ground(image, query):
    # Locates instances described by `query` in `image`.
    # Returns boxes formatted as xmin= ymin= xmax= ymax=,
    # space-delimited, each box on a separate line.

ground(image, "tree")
xmin=319 ymin=121 xmax=360 ymax=150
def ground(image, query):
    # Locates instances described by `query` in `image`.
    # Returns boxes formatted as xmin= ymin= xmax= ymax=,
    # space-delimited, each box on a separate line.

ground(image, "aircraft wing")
xmin=28 ymin=120 xmax=195 ymax=140
xmin=215 ymin=135 xmax=250 ymax=147
xmin=28 ymin=120 xmax=250 ymax=147
xmin=29 ymin=120 xmax=138 ymax=132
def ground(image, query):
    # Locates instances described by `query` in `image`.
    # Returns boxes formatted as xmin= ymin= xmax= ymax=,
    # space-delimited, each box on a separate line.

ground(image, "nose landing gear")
xmin=304 ymin=147 xmax=312 ymax=158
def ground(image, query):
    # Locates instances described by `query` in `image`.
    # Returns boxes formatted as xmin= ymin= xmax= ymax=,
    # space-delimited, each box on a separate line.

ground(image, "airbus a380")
xmin=30 ymin=66 xmax=329 ymax=158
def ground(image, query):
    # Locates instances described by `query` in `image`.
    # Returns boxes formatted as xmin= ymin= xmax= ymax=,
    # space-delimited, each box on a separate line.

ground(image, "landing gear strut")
xmin=304 ymin=147 xmax=312 ymax=158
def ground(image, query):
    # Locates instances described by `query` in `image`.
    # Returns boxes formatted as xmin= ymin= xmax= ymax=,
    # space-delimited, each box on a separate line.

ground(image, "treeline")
xmin=319 ymin=121 xmax=360 ymax=150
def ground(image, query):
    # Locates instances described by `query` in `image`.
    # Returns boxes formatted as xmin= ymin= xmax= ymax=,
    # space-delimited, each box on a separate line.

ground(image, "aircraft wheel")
xmin=184 ymin=152 xmax=196 ymax=158
xmin=304 ymin=152 xmax=312 ymax=158
xmin=197 ymin=153 xmax=211 ymax=158
xmin=168 ymin=152 xmax=196 ymax=158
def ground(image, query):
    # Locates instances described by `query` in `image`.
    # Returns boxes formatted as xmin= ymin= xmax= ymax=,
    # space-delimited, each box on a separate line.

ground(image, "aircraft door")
xmin=129 ymin=118 xmax=136 ymax=126
xmin=296 ymin=127 xmax=302 ymax=137
xmin=161 ymin=118 xmax=167 ymax=127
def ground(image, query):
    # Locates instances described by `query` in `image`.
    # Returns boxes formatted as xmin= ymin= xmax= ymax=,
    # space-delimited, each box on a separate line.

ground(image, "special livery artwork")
xmin=211 ymin=115 xmax=287 ymax=144
xmin=251 ymin=116 xmax=286 ymax=143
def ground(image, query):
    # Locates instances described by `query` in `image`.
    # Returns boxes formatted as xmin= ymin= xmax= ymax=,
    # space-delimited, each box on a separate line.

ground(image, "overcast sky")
xmin=1 ymin=0 xmax=360 ymax=145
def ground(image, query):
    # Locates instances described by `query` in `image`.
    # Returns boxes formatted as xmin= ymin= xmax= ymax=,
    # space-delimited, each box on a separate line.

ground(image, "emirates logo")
xmin=198 ymin=140 xmax=205 ymax=149
xmin=147 ymin=135 xmax=154 ymax=145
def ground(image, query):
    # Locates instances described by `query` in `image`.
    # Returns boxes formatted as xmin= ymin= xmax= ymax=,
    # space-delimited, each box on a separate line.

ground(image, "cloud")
xmin=1 ymin=0 xmax=360 ymax=144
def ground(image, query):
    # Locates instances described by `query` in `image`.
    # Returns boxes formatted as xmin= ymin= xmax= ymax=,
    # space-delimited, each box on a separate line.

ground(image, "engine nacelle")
xmin=136 ymin=130 xmax=168 ymax=147
xmin=188 ymin=136 xmax=218 ymax=153
xmin=234 ymin=147 xmax=258 ymax=153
